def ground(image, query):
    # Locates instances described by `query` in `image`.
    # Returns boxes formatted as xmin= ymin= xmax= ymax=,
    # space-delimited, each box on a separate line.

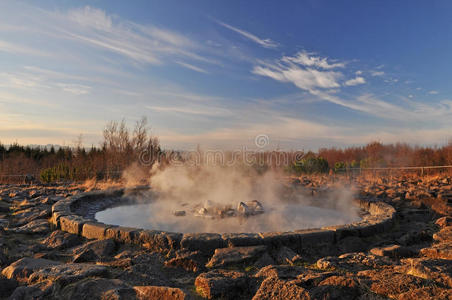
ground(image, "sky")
xmin=0 ymin=0 xmax=451 ymax=150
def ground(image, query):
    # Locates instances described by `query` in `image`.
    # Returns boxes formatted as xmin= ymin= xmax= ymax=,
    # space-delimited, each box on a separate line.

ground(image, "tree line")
xmin=1 ymin=119 xmax=452 ymax=182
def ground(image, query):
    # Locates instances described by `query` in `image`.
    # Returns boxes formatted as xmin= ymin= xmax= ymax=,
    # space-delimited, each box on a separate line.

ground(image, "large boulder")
xmin=60 ymin=278 xmax=135 ymax=300
xmin=72 ymin=238 xmax=116 ymax=259
xmin=28 ymin=263 xmax=109 ymax=286
xmin=42 ymin=230 xmax=83 ymax=250
xmin=9 ymin=279 xmax=55 ymax=300
xmin=9 ymin=219 xmax=50 ymax=234
xmin=1 ymin=258 xmax=61 ymax=282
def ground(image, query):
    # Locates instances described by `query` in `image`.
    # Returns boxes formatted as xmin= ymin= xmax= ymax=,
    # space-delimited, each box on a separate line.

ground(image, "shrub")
xmin=292 ymin=156 xmax=329 ymax=174
xmin=334 ymin=161 xmax=346 ymax=173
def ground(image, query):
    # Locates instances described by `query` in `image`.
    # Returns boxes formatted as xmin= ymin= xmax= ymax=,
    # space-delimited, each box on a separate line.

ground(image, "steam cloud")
xmin=98 ymin=163 xmax=361 ymax=233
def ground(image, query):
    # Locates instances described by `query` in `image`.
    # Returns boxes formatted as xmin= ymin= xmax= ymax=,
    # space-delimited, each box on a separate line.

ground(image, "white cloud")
xmin=282 ymin=51 xmax=345 ymax=69
xmin=371 ymin=71 xmax=385 ymax=77
xmin=252 ymin=52 xmax=350 ymax=92
xmin=174 ymin=61 xmax=209 ymax=74
xmin=215 ymin=20 xmax=278 ymax=49
xmin=429 ymin=90 xmax=439 ymax=95
xmin=253 ymin=65 xmax=342 ymax=91
xmin=147 ymin=105 xmax=230 ymax=116
xmin=68 ymin=6 xmax=113 ymax=31
xmin=344 ymin=76 xmax=366 ymax=86
xmin=355 ymin=70 xmax=362 ymax=75
xmin=56 ymin=83 xmax=91 ymax=95
xmin=0 ymin=40 xmax=50 ymax=57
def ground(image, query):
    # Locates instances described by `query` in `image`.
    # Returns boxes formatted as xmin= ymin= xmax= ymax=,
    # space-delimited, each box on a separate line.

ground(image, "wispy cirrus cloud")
xmin=0 ymin=3 xmax=214 ymax=73
xmin=174 ymin=61 xmax=209 ymax=74
xmin=252 ymin=51 xmax=452 ymax=124
xmin=215 ymin=20 xmax=278 ymax=49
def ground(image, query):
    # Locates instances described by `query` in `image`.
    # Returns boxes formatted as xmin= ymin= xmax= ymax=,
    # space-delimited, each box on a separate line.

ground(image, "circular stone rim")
xmin=51 ymin=186 xmax=396 ymax=254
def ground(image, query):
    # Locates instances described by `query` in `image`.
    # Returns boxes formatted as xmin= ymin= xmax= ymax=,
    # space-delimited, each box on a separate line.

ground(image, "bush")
xmin=292 ymin=156 xmax=329 ymax=174
xmin=334 ymin=161 xmax=346 ymax=173
xmin=40 ymin=163 xmax=80 ymax=183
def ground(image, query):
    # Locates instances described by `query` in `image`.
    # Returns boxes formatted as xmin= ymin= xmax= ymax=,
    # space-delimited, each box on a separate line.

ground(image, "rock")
xmin=173 ymin=210 xmax=186 ymax=217
xmin=311 ymin=275 xmax=362 ymax=299
xmin=81 ymin=222 xmax=111 ymax=240
xmin=42 ymin=230 xmax=83 ymax=249
xmin=274 ymin=246 xmax=301 ymax=265
xmin=72 ymin=248 xmax=99 ymax=263
xmin=370 ymin=244 xmax=414 ymax=258
xmin=0 ymin=277 xmax=18 ymax=298
xmin=246 ymin=200 xmax=264 ymax=214
xmin=60 ymin=278 xmax=134 ymax=299
xmin=255 ymin=265 xmax=306 ymax=279
xmin=1 ymin=258 xmax=61 ymax=282
xmin=28 ymin=263 xmax=109 ymax=285
xmin=195 ymin=269 xmax=248 ymax=299
xmin=9 ymin=219 xmax=50 ymax=234
xmin=180 ymin=233 xmax=225 ymax=255
xmin=237 ymin=202 xmax=251 ymax=215
xmin=206 ymin=246 xmax=267 ymax=268
xmin=398 ymin=286 xmax=452 ymax=300
xmin=9 ymin=279 xmax=54 ymax=300
xmin=254 ymin=252 xmax=276 ymax=269
xmin=397 ymin=230 xmax=432 ymax=246
xmin=358 ymin=269 xmax=428 ymax=299
xmin=134 ymin=286 xmax=189 ymax=300
xmin=435 ymin=216 xmax=452 ymax=229
xmin=12 ymin=205 xmax=51 ymax=226
xmin=120 ymin=253 xmax=171 ymax=287
xmin=420 ymin=242 xmax=452 ymax=260
xmin=433 ymin=226 xmax=452 ymax=242
xmin=72 ymin=238 xmax=116 ymax=258
xmin=403 ymin=258 xmax=452 ymax=288
xmin=165 ymin=250 xmax=205 ymax=272
xmin=252 ymin=277 xmax=310 ymax=300
xmin=317 ymin=252 xmax=392 ymax=272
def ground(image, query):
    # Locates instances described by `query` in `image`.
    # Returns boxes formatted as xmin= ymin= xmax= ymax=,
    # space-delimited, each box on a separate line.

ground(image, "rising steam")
xmin=103 ymin=162 xmax=361 ymax=233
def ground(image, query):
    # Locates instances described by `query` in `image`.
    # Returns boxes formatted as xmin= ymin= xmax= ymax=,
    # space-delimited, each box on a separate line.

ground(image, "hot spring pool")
xmin=95 ymin=201 xmax=361 ymax=233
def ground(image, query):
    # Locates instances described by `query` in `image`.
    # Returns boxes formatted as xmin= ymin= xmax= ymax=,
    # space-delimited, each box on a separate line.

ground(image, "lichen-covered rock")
xmin=72 ymin=238 xmax=116 ymax=259
xmin=435 ymin=216 xmax=452 ymax=229
xmin=402 ymin=258 xmax=452 ymax=288
xmin=370 ymin=244 xmax=414 ymax=258
xmin=1 ymin=258 xmax=61 ymax=282
xmin=134 ymin=286 xmax=189 ymax=300
xmin=28 ymin=263 xmax=109 ymax=285
xmin=255 ymin=265 xmax=306 ymax=280
xmin=41 ymin=230 xmax=83 ymax=250
xmin=9 ymin=279 xmax=55 ymax=300
xmin=195 ymin=269 xmax=248 ymax=299
xmin=165 ymin=250 xmax=205 ymax=272
xmin=206 ymin=245 xmax=267 ymax=268
xmin=433 ymin=226 xmax=452 ymax=242
xmin=59 ymin=278 xmax=134 ymax=300
xmin=252 ymin=277 xmax=310 ymax=300
xmin=9 ymin=219 xmax=50 ymax=234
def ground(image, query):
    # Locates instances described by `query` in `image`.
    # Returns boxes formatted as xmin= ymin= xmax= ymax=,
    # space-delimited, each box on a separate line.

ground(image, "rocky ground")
xmin=0 ymin=175 xmax=451 ymax=299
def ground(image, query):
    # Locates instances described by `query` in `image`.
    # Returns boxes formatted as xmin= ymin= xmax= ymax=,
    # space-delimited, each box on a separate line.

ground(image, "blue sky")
xmin=0 ymin=1 xmax=451 ymax=150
